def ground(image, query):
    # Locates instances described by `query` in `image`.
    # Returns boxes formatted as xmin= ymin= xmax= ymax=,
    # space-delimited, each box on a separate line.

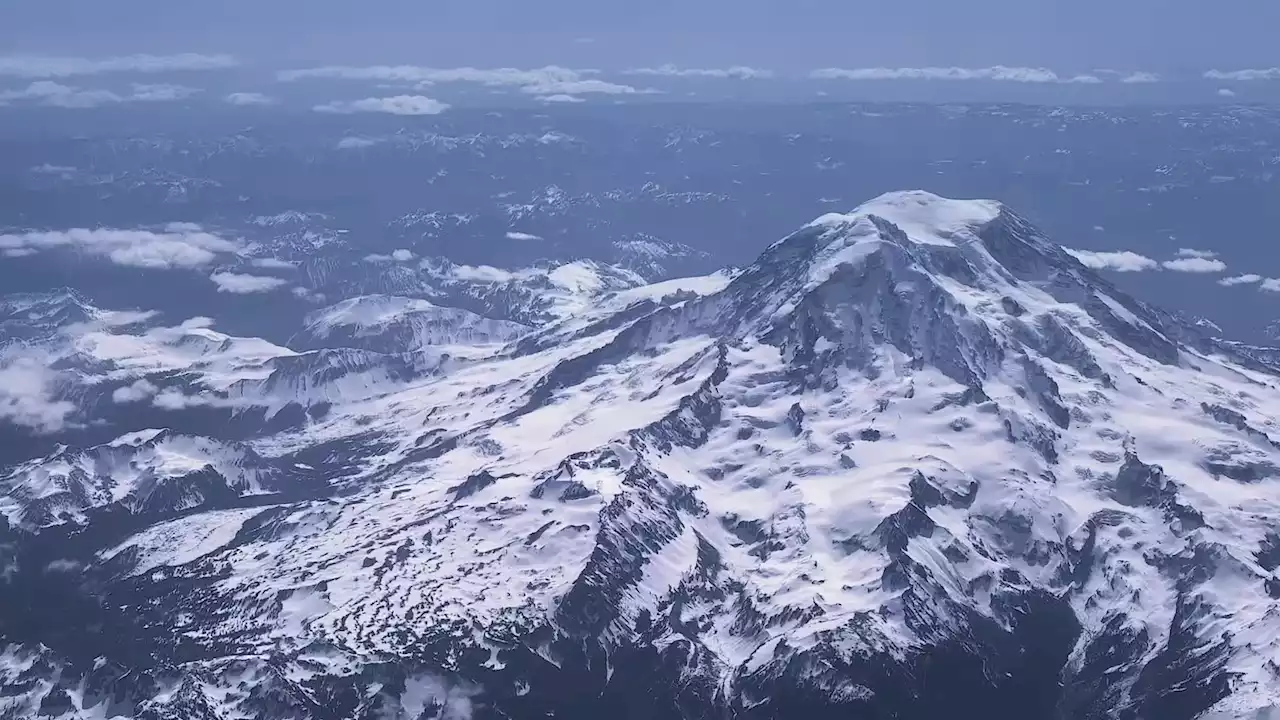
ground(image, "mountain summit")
xmin=2 ymin=192 xmax=1278 ymax=720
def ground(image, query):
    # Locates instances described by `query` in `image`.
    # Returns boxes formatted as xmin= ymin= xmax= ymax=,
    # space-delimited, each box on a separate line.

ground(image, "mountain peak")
xmin=808 ymin=190 xmax=1004 ymax=247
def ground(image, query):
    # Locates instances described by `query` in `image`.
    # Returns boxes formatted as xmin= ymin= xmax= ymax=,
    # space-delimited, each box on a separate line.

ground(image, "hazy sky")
xmin=3 ymin=0 xmax=1278 ymax=73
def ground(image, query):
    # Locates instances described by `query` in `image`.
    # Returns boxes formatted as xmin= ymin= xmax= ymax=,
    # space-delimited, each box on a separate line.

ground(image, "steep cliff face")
xmin=2 ymin=192 xmax=1278 ymax=720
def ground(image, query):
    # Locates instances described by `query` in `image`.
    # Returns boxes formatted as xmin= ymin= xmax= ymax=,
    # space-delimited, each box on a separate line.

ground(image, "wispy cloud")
xmin=1175 ymin=248 xmax=1217 ymax=259
xmin=1217 ymin=88 xmax=1237 ymax=98
xmin=625 ymin=64 xmax=774 ymax=79
xmin=0 ymin=53 xmax=237 ymax=78
xmin=1218 ymin=274 xmax=1262 ymax=286
xmin=111 ymin=378 xmax=159 ymax=404
xmin=0 ymin=227 xmax=241 ymax=268
xmin=314 ymin=95 xmax=450 ymax=115
xmin=208 ymin=271 xmax=288 ymax=293
xmin=811 ymin=66 xmax=1103 ymax=83
xmin=0 ymin=81 xmax=200 ymax=108
xmin=225 ymin=92 xmax=275 ymax=106
xmin=1065 ymin=248 xmax=1159 ymax=272
xmin=280 ymin=65 xmax=647 ymax=97
xmin=505 ymin=231 xmax=542 ymax=241
xmin=0 ymin=349 xmax=77 ymax=433
xmin=1204 ymin=68 xmax=1280 ymax=81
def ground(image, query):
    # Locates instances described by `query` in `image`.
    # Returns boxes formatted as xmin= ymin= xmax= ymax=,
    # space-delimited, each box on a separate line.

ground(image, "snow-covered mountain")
xmin=293 ymin=295 xmax=529 ymax=353
xmin=0 ymin=429 xmax=308 ymax=530
xmin=2 ymin=191 xmax=1279 ymax=720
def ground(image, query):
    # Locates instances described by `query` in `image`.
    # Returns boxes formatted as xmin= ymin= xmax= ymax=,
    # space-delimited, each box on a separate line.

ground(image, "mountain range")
xmin=1 ymin=191 xmax=1278 ymax=720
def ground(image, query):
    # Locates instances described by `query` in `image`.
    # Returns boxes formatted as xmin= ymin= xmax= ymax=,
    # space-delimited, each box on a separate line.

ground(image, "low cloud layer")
xmin=281 ymin=65 xmax=646 ymax=97
xmin=811 ymin=66 xmax=1104 ymax=84
xmin=314 ymin=95 xmax=450 ymax=115
xmin=0 ymin=53 xmax=237 ymax=78
xmin=209 ymin=272 xmax=289 ymax=293
xmin=625 ymin=65 xmax=773 ymax=80
xmin=504 ymin=231 xmax=542 ymax=241
xmin=0 ymin=227 xmax=241 ymax=268
xmin=1204 ymin=68 xmax=1280 ymax=81
xmin=0 ymin=81 xmax=200 ymax=108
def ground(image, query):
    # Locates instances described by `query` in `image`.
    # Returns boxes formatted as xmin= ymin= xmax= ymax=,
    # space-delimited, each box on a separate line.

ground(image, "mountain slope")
xmin=1 ymin=191 xmax=1278 ymax=720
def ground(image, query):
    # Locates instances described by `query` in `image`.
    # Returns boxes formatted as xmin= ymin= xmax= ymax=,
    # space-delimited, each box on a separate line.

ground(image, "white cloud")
xmin=364 ymin=249 xmax=415 ymax=263
xmin=1261 ymin=278 xmax=1280 ymax=293
xmin=0 ymin=351 xmax=76 ymax=433
xmin=1218 ymin=88 xmax=1237 ymax=98
xmin=505 ymin=231 xmax=542 ymax=241
xmin=152 ymin=388 xmax=215 ymax=410
xmin=0 ymin=80 xmax=200 ymax=108
xmin=1219 ymin=274 xmax=1262 ymax=286
xmin=0 ymin=53 xmax=237 ymax=78
xmin=625 ymin=64 xmax=774 ymax=79
xmin=0 ymin=81 xmax=122 ymax=108
xmin=314 ymin=95 xmax=450 ymax=115
xmin=209 ymin=271 xmax=288 ymax=293
xmin=1175 ymin=248 xmax=1217 ymax=259
xmin=128 ymin=83 xmax=200 ymax=101
xmin=280 ymin=64 xmax=648 ymax=97
xmin=0 ymin=227 xmax=241 ymax=268
xmin=1162 ymin=257 xmax=1227 ymax=273
xmin=536 ymin=93 xmax=585 ymax=104
xmin=810 ymin=66 xmax=1096 ymax=83
xmin=336 ymin=136 xmax=380 ymax=149
xmin=1205 ymin=68 xmax=1280 ymax=81
xmin=250 ymin=257 xmax=296 ymax=270
xmin=1065 ymin=248 xmax=1159 ymax=272
xmin=281 ymin=64 xmax=583 ymax=86
xmin=111 ymin=378 xmax=158 ymax=403
xmin=291 ymin=287 xmax=327 ymax=303
xmin=180 ymin=316 xmax=216 ymax=330
xmin=517 ymin=79 xmax=642 ymax=96
xmin=225 ymin=92 xmax=275 ymax=106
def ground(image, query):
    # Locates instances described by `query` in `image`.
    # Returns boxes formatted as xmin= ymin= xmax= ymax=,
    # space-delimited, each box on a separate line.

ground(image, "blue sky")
xmin=3 ymin=0 xmax=1278 ymax=73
